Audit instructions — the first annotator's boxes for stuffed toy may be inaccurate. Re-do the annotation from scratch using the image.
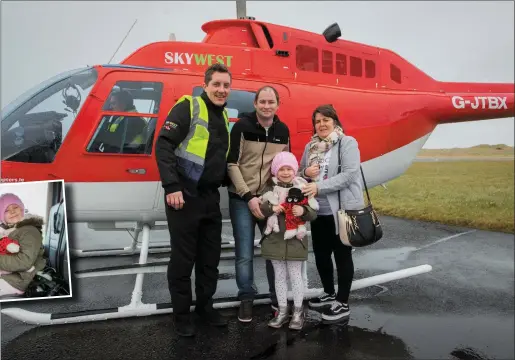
[281,188,308,240]
[0,224,36,276]
[0,228,19,255]
[0,236,21,276]
[0,236,20,255]
[261,180,290,235]
[261,177,319,238]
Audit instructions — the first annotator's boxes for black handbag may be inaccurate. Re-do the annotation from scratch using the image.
[336,139,383,247]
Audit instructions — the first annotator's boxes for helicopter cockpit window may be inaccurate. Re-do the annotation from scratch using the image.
[1,67,98,163]
[192,86,255,129]
[296,45,319,72]
[102,81,163,115]
[87,81,163,155]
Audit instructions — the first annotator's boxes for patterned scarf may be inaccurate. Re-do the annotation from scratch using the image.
[307,126,344,180]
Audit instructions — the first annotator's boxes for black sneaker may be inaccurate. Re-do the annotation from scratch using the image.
[173,314,195,337]
[238,299,253,322]
[308,292,336,308]
[321,301,350,321]
[196,307,228,327]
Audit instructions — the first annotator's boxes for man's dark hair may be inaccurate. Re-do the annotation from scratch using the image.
[204,63,232,85]
[112,90,134,111]
[254,86,280,103]
[312,104,344,133]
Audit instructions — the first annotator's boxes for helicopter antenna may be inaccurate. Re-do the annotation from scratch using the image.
[108,19,138,64]
[236,0,246,18]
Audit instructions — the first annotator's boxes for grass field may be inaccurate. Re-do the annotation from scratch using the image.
[369,160,514,234]
[418,144,514,158]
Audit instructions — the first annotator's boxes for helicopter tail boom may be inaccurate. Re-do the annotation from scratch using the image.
[433,81,514,124]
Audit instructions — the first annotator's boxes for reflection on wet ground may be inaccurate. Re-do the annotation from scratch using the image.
[2,305,416,360]
[1,216,514,359]
[3,303,511,360]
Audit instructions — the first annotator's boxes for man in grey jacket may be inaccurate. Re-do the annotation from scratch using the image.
[300,104,364,322]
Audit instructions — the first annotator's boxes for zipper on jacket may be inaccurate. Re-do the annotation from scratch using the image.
[284,228,288,260]
[257,126,269,196]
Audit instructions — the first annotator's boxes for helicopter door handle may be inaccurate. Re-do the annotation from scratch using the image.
[127,168,146,175]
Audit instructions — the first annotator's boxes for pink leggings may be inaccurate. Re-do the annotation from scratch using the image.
[0,279,24,296]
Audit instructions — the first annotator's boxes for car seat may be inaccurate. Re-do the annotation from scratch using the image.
[23,200,70,298]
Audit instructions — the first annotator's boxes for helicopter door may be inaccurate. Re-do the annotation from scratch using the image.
[44,74,168,219]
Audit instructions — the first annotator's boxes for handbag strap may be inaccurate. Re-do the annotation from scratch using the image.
[336,139,372,209]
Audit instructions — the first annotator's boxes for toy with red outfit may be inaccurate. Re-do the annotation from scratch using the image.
[260,152,319,239]
[0,236,20,255]
[0,226,21,276]
[282,187,312,240]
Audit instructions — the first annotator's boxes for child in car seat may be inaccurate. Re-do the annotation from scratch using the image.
[0,193,47,297]
[259,152,318,330]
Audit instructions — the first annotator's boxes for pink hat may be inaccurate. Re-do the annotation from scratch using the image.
[0,193,24,224]
[271,152,299,176]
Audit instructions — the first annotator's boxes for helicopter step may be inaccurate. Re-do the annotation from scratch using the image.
[69,220,262,257]
[73,249,263,278]
[1,222,433,325]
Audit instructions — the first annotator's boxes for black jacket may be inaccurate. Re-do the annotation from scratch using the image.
[226,111,290,201]
[155,91,229,196]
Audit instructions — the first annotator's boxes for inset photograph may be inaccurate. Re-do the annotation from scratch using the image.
[0,179,71,302]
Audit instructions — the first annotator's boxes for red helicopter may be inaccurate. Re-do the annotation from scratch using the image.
[0,15,513,324]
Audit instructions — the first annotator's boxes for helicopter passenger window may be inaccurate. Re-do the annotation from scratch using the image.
[335,54,347,75]
[1,67,98,163]
[322,50,333,74]
[296,45,319,72]
[192,86,255,128]
[87,81,163,155]
[390,64,402,84]
[365,60,376,78]
[350,56,363,77]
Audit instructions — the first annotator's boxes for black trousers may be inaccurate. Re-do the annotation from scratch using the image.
[310,214,354,304]
[165,189,222,316]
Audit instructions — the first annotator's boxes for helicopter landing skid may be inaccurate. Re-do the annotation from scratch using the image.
[1,223,433,326]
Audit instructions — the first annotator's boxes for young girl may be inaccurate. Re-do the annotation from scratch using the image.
[0,193,47,297]
[259,152,318,330]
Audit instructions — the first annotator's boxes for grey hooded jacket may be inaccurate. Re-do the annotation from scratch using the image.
[299,134,365,235]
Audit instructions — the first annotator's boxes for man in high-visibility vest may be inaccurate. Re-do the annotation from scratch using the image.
[155,63,231,337]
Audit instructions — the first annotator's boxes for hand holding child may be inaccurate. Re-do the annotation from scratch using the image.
[272,205,284,215]
[292,205,305,217]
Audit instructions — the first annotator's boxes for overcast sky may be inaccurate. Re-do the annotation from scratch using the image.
[1,1,513,149]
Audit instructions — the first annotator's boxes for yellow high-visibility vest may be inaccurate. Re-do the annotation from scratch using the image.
[172,95,230,183]
[107,110,145,145]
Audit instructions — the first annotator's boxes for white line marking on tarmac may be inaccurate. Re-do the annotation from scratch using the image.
[414,230,477,252]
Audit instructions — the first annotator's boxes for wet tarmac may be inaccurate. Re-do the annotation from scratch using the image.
[1,216,514,360]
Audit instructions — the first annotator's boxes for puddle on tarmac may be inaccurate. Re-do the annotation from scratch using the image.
[347,305,514,360]
[354,246,418,271]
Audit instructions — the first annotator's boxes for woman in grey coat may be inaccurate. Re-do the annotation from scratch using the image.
[300,104,365,322]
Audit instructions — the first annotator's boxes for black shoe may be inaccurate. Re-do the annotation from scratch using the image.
[196,307,228,327]
[238,299,253,322]
[174,314,195,337]
[308,292,336,308]
[321,301,350,321]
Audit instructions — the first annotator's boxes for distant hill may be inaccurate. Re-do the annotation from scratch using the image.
[418,144,514,157]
